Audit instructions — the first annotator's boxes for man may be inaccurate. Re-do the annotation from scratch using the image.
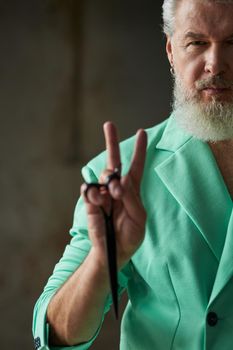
[33,0,233,349]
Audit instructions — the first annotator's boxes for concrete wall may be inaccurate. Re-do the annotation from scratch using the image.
[81,0,171,158]
[0,0,171,348]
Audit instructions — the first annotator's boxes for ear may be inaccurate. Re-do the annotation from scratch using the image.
[166,36,174,67]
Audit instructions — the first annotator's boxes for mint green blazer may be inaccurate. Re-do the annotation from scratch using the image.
[33,115,233,350]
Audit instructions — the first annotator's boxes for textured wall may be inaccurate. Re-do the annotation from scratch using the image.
[81,0,171,159]
[0,0,171,349]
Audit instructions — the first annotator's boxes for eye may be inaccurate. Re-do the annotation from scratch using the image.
[188,41,207,47]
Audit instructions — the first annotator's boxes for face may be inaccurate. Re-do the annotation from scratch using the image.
[166,0,233,104]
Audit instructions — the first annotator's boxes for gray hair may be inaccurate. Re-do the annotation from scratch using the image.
[162,0,178,36]
[162,0,233,36]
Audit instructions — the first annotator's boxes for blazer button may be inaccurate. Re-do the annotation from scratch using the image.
[207,312,218,327]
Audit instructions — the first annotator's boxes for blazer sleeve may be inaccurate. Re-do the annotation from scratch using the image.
[32,164,130,350]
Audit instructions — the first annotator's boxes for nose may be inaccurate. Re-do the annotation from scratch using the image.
[204,44,227,76]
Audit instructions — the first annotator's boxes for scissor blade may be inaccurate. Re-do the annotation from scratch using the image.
[105,214,118,319]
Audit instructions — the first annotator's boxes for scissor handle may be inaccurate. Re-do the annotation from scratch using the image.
[84,168,121,320]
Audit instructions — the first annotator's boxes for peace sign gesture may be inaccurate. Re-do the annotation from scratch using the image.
[82,121,147,269]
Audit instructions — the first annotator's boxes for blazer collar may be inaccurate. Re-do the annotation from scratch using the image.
[155,114,192,152]
[154,115,232,262]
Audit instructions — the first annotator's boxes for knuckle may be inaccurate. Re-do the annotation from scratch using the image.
[83,185,100,204]
[100,169,118,184]
[80,183,87,194]
[99,170,112,183]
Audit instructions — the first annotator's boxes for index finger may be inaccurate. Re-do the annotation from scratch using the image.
[103,121,121,171]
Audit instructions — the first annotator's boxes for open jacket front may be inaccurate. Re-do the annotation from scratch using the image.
[33,115,233,350]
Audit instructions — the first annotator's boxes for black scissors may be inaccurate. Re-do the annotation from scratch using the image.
[85,168,120,319]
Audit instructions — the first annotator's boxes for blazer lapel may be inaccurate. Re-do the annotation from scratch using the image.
[208,208,233,305]
[154,116,232,262]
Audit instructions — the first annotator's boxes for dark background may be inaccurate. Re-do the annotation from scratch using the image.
[0,0,172,348]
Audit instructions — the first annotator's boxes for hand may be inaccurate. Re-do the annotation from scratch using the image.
[81,122,147,269]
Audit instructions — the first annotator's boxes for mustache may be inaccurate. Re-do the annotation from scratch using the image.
[195,76,233,90]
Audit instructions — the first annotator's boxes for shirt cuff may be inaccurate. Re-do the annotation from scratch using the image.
[33,292,107,350]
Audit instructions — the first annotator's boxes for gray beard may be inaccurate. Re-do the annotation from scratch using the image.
[172,77,233,142]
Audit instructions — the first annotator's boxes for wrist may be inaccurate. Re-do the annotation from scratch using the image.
[88,247,109,275]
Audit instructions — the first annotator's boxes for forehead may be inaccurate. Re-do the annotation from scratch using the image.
[174,0,233,39]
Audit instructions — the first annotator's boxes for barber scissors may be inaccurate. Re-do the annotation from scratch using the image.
[85,168,120,319]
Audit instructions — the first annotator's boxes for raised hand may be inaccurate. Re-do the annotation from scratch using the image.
[81,121,147,269]
[46,123,148,344]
